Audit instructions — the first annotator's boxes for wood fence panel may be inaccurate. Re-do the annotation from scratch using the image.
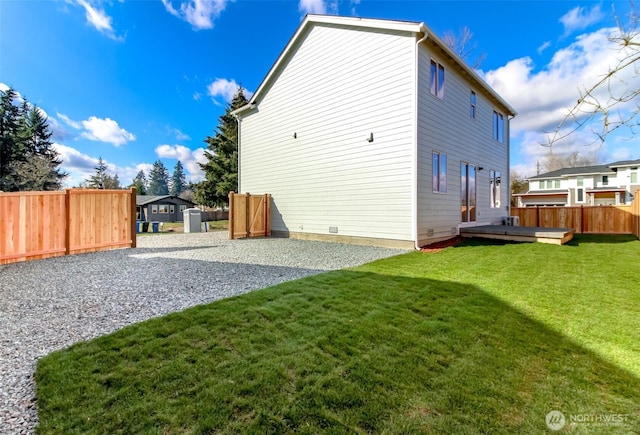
[228,192,271,239]
[1,189,136,265]
[512,205,636,235]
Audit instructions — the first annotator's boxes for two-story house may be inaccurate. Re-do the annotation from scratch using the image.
[514,159,640,207]
[232,15,516,249]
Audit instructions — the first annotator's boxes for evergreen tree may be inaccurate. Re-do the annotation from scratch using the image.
[131,170,148,195]
[0,88,67,191]
[170,160,186,196]
[148,160,170,195]
[195,87,248,207]
[85,157,120,189]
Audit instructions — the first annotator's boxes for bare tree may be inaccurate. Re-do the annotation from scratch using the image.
[545,1,639,147]
[442,26,486,69]
[541,150,600,172]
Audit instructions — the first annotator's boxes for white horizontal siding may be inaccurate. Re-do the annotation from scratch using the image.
[240,24,415,241]
[416,41,510,243]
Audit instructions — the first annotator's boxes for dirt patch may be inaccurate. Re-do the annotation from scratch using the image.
[420,236,466,253]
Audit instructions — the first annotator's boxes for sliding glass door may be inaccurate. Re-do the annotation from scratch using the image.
[461,162,476,223]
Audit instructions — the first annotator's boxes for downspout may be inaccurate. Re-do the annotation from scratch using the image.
[413,27,429,250]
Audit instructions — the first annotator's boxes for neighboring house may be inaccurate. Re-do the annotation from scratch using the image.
[136,195,196,222]
[232,15,516,249]
[514,160,640,207]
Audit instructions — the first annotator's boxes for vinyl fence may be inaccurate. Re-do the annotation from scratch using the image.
[0,188,136,265]
[511,195,640,237]
[228,192,271,240]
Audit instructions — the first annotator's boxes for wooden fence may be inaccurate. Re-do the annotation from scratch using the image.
[1,188,136,265]
[228,192,271,239]
[511,196,640,236]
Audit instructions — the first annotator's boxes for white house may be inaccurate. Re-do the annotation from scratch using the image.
[232,15,516,249]
[514,159,640,207]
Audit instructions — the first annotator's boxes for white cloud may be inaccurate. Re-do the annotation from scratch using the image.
[537,40,551,54]
[0,82,9,92]
[299,0,326,14]
[161,0,228,30]
[59,113,135,146]
[72,0,123,41]
[206,78,252,105]
[560,5,604,36]
[155,144,207,182]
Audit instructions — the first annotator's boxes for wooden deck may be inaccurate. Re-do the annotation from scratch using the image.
[460,225,576,245]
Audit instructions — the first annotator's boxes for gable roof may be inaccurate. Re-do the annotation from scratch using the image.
[232,14,516,117]
[136,195,196,206]
[528,159,640,180]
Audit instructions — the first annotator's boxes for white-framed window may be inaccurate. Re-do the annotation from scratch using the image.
[158,204,169,213]
[430,60,445,99]
[493,111,504,143]
[554,180,560,188]
[577,188,585,203]
[151,205,158,214]
[470,91,476,119]
[631,168,638,184]
[602,175,609,186]
[539,181,545,189]
[432,151,447,193]
[577,176,584,187]
[490,170,501,208]
[179,205,187,212]
[546,180,552,189]
[170,205,175,213]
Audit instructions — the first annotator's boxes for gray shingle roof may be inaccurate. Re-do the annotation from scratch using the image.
[136,195,196,206]
[528,163,618,180]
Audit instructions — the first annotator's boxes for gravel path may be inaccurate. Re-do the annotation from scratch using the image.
[0,232,405,434]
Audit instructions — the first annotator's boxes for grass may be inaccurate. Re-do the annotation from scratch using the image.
[137,220,228,235]
[35,235,640,433]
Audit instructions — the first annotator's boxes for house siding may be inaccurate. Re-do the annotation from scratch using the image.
[240,24,416,242]
[416,41,509,245]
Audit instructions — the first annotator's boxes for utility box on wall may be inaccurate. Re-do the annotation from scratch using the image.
[183,208,202,233]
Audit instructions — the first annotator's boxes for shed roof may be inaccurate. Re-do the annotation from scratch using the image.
[232,14,516,117]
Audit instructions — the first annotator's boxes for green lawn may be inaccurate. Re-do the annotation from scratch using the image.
[35,235,640,433]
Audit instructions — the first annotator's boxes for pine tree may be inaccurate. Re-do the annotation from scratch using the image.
[170,160,186,196]
[85,157,120,189]
[148,160,170,195]
[195,87,248,207]
[131,170,148,195]
[0,88,67,191]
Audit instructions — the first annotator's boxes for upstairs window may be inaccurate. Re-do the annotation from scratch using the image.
[602,175,609,186]
[577,176,584,187]
[432,151,448,193]
[631,168,638,184]
[470,91,476,119]
[430,60,445,99]
[493,111,504,143]
[554,180,561,188]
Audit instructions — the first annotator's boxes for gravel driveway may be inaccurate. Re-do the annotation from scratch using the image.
[0,232,404,434]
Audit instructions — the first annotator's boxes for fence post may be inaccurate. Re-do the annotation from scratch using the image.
[245,192,251,237]
[65,189,71,255]
[130,187,137,248]
[536,206,540,227]
[265,194,271,236]
[228,191,235,240]
[580,205,584,234]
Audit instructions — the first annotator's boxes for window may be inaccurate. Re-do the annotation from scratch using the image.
[546,180,552,189]
[539,181,545,189]
[490,170,501,208]
[470,91,476,119]
[432,151,447,193]
[577,188,585,203]
[170,205,175,213]
[430,60,445,99]
[493,111,504,143]
[602,175,609,186]
[631,169,638,184]
[158,204,169,213]
[151,205,158,214]
[554,179,560,188]
[577,177,584,187]
[179,205,187,212]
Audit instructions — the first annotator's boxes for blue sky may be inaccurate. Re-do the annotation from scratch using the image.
[0,0,636,186]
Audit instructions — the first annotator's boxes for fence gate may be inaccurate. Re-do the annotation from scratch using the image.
[228,192,271,239]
